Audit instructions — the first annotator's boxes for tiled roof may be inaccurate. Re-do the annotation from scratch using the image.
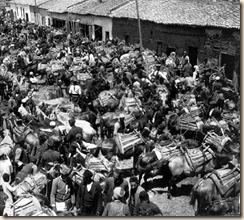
[9,0,50,6]
[38,0,83,13]
[67,0,130,16]
[110,0,240,29]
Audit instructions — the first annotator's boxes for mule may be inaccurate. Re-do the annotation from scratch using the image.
[190,165,240,216]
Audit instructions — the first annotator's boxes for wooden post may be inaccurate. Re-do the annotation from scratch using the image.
[135,0,142,50]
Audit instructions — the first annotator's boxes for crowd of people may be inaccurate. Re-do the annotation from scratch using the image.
[0,8,240,216]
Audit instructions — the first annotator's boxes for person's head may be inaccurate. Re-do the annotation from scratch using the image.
[75,133,83,142]
[60,164,71,182]
[83,169,93,185]
[112,187,125,201]
[69,118,76,127]
[139,190,150,203]
[2,173,10,183]
[130,176,139,193]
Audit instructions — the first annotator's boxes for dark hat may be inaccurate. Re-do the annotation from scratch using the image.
[83,169,93,179]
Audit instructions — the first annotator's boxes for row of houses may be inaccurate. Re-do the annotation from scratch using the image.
[7,0,240,79]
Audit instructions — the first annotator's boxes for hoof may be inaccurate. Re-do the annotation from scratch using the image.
[167,193,172,200]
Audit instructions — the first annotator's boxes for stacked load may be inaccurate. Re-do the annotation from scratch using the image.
[124,97,141,113]
[76,72,92,82]
[98,90,118,107]
[203,131,231,152]
[178,114,204,131]
[86,156,109,172]
[207,166,240,198]
[115,131,144,154]
[12,195,42,216]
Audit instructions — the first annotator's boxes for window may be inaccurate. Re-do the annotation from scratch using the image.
[156,41,163,56]
[16,7,18,16]
[105,31,109,40]
[42,17,45,25]
[125,34,130,45]
[150,30,153,39]
[48,18,51,26]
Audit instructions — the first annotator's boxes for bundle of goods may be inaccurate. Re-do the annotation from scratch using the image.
[179,93,197,107]
[86,156,109,172]
[98,90,118,107]
[206,166,240,198]
[29,75,46,85]
[180,145,215,173]
[32,208,57,216]
[178,114,204,131]
[115,131,144,154]
[124,97,142,113]
[37,63,48,71]
[142,50,156,75]
[11,195,42,216]
[221,111,240,125]
[73,57,83,65]
[51,62,64,74]
[32,86,62,103]
[153,143,182,161]
[76,71,92,82]
[187,106,202,118]
[115,157,134,177]
[109,112,135,128]
[14,172,47,197]
[203,131,231,152]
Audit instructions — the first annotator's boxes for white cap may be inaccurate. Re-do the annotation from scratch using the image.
[50,121,56,127]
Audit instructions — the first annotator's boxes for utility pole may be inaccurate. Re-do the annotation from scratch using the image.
[135,0,142,50]
[34,0,38,24]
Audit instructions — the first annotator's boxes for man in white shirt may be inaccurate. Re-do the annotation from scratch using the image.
[69,80,82,103]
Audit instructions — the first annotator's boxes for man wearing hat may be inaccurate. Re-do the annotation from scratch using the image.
[102,187,130,216]
[76,169,103,216]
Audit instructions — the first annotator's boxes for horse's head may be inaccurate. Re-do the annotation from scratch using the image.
[137,151,157,170]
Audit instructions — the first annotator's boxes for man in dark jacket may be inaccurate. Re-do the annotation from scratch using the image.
[76,169,103,216]
[65,118,83,143]
[134,191,162,216]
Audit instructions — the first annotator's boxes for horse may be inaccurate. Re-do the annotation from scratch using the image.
[190,165,240,216]
[55,111,97,143]
[136,139,199,187]
[4,117,40,162]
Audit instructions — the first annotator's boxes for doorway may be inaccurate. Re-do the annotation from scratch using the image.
[25,13,29,22]
[94,25,102,41]
[221,53,235,80]
[188,46,198,66]
[156,42,163,56]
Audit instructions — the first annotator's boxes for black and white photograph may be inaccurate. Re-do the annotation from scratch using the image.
[0,0,240,217]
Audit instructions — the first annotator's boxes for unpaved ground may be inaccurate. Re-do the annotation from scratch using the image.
[147,177,198,216]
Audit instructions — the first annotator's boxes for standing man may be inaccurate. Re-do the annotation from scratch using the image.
[76,169,103,216]
[128,176,145,215]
